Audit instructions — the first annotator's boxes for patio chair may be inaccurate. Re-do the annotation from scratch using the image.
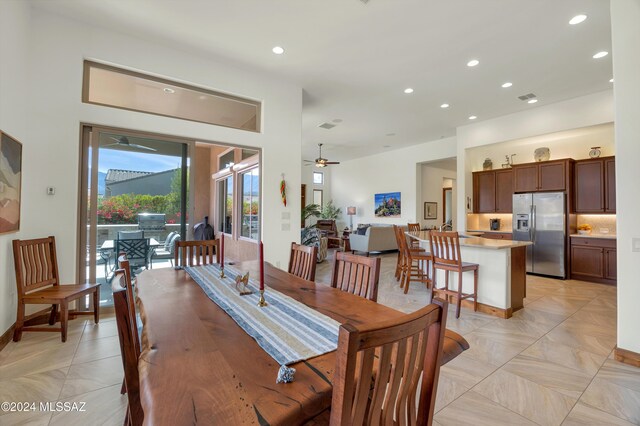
[150,232,181,268]
[116,238,150,275]
[118,230,144,240]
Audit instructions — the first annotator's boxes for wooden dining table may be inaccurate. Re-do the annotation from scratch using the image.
[135,262,468,425]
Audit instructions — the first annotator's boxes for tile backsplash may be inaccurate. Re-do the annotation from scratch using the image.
[577,214,617,235]
[466,213,513,232]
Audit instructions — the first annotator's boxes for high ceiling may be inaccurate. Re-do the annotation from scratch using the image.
[32,0,613,161]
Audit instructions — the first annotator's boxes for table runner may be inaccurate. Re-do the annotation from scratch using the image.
[185,264,340,375]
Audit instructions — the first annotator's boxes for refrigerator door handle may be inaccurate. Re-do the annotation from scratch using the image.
[532,205,537,243]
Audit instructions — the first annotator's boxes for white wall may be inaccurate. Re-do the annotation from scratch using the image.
[455,90,614,230]
[330,137,456,229]
[611,0,640,355]
[0,7,303,336]
[0,0,32,337]
[420,165,457,230]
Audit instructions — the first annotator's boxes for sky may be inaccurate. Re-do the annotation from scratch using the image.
[98,149,182,173]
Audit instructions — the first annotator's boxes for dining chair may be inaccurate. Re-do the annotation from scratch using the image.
[116,238,151,274]
[174,239,219,267]
[330,298,448,426]
[288,242,318,281]
[118,230,144,240]
[429,230,479,318]
[393,225,431,294]
[12,236,100,342]
[330,252,381,302]
[112,267,144,426]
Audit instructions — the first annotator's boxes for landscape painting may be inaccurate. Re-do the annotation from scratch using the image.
[374,192,401,217]
[0,131,22,234]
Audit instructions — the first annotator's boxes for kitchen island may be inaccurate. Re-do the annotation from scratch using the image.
[407,231,532,318]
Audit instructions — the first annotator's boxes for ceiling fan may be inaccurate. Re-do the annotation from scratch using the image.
[304,143,340,168]
[103,136,157,152]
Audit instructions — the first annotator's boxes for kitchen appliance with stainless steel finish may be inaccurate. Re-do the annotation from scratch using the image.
[512,192,566,278]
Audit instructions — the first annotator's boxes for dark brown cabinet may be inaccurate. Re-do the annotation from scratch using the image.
[513,159,571,193]
[479,232,512,240]
[570,236,616,285]
[574,157,615,213]
[472,169,513,213]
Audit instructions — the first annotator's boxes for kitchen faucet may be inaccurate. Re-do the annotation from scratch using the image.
[439,222,452,232]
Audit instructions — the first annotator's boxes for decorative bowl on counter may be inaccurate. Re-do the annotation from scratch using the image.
[577,230,592,235]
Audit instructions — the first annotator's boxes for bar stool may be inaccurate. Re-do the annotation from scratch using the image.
[429,231,479,318]
[407,223,421,248]
[394,225,432,294]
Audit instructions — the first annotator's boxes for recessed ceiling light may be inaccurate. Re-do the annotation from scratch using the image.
[383,145,391,148]
[163,87,175,94]
[528,99,538,104]
[440,103,450,109]
[569,14,587,25]
[609,78,614,83]
[198,95,207,100]
[272,46,285,55]
[467,59,479,67]
[501,82,513,88]
[468,115,477,120]
[404,88,414,94]
[593,51,608,59]
[386,133,396,137]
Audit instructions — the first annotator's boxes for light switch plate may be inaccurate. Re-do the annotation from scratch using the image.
[633,238,640,252]
[281,212,290,220]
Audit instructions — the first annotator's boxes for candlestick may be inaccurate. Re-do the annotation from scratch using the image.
[259,242,264,291]
[220,233,225,278]
[257,289,267,307]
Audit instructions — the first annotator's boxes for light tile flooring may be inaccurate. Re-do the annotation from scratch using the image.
[1,251,638,425]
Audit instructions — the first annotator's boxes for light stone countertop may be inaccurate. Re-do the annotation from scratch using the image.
[407,231,532,250]
[466,229,513,234]
[570,233,617,240]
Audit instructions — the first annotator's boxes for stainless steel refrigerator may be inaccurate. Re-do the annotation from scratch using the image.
[512,192,566,278]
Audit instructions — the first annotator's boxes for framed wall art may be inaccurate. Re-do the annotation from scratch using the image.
[424,202,437,220]
[0,130,22,234]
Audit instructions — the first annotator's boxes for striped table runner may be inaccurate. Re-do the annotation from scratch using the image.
[185,264,340,371]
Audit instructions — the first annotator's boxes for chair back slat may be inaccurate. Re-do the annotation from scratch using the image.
[429,231,462,267]
[288,242,317,281]
[330,299,448,426]
[174,240,219,267]
[116,255,141,358]
[112,270,144,425]
[407,223,421,233]
[331,252,381,302]
[12,236,59,294]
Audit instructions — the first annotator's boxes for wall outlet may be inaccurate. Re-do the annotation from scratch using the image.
[281,212,290,220]
[599,228,609,234]
[46,187,55,195]
[281,223,290,231]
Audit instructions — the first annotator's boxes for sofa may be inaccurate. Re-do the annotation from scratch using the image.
[349,224,403,255]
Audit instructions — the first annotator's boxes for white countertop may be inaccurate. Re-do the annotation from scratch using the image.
[407,231,532,250]
[570,233,617,240]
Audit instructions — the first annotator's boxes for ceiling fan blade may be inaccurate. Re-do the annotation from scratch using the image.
[303,159,315,162]
[129,143,157,152]
[324,161,340,165]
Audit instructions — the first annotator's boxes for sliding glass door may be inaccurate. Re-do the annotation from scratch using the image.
[79,126,190,306]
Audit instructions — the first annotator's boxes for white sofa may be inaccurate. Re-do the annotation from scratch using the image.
[349,224,402,255]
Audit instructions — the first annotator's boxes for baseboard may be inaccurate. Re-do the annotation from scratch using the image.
[460,300,513,319]
[0,324,15,353]
[615,346,640,368]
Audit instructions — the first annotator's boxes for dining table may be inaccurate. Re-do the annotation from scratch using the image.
[135,262,469,425]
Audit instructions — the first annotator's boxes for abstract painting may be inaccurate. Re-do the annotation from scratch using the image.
[0,131,22,234]
[374,192,401,217]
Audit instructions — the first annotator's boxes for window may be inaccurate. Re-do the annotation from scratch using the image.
[241,167,259,239]
[313,171,324,185]
[219,150,235,169]
[313,189,323,206]
[217,176,233,234]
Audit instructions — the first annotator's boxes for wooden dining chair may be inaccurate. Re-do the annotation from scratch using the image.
[174,239,219,267]
[330,252,381,302]
[288,242,318,281]
[12,236,100,342]
[330,299,448,426]
[112,267,144,426]
[394,225,431,294]
[429,231,479,319]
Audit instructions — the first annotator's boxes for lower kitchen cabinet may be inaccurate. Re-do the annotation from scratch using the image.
[570,236,616,285]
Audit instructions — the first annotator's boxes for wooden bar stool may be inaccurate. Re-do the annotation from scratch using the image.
[429,231,479,319]
[394,225,432,294]
[407,222,421,248]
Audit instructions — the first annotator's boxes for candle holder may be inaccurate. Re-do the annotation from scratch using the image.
[257,289,268,307]
[219,265,226,279]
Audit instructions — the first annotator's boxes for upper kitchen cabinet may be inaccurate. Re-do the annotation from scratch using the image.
[512,159,572,193]
[574,156,615,213]
[473,169,513,213]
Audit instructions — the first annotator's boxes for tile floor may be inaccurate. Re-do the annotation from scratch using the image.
[1,251,638,425]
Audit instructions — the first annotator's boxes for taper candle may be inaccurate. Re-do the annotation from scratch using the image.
[259,241,264,291]
[220,233,224,266]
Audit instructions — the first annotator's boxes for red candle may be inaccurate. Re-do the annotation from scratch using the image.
[259,241,264,291]
[220,233,224,266]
